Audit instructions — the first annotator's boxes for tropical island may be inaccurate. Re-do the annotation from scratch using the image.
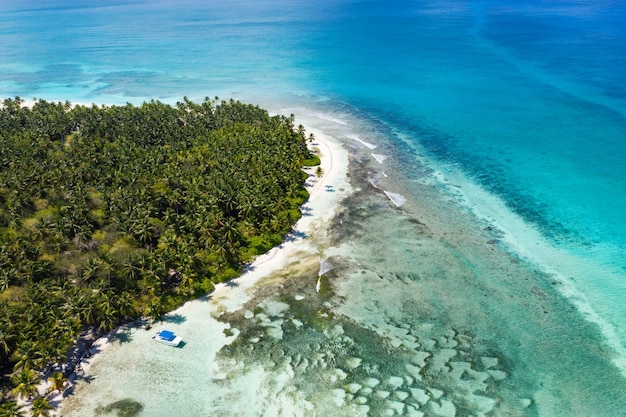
[0,97,321,414]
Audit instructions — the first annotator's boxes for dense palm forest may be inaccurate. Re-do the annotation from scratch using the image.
[0,97,319,413]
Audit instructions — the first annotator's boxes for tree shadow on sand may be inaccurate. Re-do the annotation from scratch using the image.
[64,373,95,399]
[224,280,240,288]
[161,313,186,324]
[109,327,134,345]
[285,230,308,242]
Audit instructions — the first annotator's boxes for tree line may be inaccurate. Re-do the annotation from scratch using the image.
[0,96,318,414]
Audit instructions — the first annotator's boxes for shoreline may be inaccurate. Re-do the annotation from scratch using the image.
[56,120,352,416]
[54,102,626,416]
[207,122,351,313]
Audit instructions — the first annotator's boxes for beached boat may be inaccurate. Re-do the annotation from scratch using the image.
[152,330,183,347]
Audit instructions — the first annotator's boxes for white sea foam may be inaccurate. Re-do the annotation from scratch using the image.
[346,134,377,149]
[351,153,363,163]
[440,167,626,377]
[371,153,389,164]
[383,191,407,207]
[316,112,347,125]
[368,178,381,189]
[318,258,334,276]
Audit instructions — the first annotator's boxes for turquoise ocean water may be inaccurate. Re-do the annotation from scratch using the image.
[2,1,626,415]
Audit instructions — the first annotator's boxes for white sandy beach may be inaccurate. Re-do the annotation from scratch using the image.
[56,119,352,416]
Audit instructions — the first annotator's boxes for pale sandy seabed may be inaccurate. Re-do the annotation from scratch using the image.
[57,104,626,417]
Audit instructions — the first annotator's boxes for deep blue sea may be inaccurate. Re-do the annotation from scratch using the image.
[2,1,626,415]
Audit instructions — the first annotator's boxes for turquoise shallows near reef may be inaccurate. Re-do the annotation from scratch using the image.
[2,0,626,415]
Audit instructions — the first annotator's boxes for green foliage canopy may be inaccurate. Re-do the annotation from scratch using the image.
[0,96,317,400]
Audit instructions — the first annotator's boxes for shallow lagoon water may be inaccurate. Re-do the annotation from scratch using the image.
[2,1,626,415]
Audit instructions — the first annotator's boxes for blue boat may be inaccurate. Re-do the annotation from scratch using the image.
[152,330,183,347]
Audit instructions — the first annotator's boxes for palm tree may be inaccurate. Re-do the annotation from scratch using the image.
[30,397,53,417]
[116,291,137,320]
[74,292,97,325]
[162,207,177,225]
[179,271,196,296]
[221,218,242,247]
[10,342,45,376]
[97,253,116,288]
[9,368,39,400]
[0,400,27,417]
[133,219,155,246]
[145,298,167,321]
[213,240,229,263]
[97,311,116,333]
[0,328,11,359]
[97,291,115,319]
[156,230,180,253]
[120,255,141,284]
[47,372,67,393]
[0,270,11,291]
[81,257,100,287]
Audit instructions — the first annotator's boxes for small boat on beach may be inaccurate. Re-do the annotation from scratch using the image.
[152,330,183,347]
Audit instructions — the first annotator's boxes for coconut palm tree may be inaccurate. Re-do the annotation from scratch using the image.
[0,270,11,291]
[120,255,141,285]
[10,343,43,376]
[133,219,155,247]
[145,297,167,321]
[97,253,116,288]
[9,368,39,400]
[116,291,137,320]
[0,400,27,417]
[30,396,53,417]
[81,257,100,287]
[47,372,67,393]
[0,328,12,359]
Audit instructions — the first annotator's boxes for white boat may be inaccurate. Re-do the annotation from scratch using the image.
[152,330,183,347]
